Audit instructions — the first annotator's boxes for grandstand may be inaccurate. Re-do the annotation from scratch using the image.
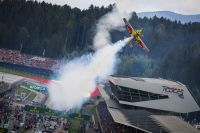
[0,48,58,70]
[0,81,10,102]
[0,48,59,77]
[96,76,200,133]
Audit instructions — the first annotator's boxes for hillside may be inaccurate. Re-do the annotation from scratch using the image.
[0,0,112,57]
[137,11,200,23]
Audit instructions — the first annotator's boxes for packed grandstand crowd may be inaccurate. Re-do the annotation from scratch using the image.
[0,48,59,71]
[24,112,70,132]
[0,81,9,97]
[0,103,70,132]
[0,91,15,130]
[0,89,70,132]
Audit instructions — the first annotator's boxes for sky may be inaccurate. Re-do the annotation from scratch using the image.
[36,0,200,15]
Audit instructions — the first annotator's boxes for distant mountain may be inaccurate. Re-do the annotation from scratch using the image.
[137,11,200,23]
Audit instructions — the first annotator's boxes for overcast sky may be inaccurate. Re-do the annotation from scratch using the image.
[37,0,200,15]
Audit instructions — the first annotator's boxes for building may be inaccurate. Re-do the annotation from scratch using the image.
[108,76,200,113]
[97,76,200,133]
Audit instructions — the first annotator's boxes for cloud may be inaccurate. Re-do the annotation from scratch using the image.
[37,0,200,14]
[114,0,200,15]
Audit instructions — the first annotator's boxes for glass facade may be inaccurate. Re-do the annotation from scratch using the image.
[109,81,168,102]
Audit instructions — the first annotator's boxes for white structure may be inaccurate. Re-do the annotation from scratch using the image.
[108,76,200,113]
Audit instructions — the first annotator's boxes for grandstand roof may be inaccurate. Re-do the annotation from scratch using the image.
[151,115,200,133]
[99,85,200,133]
[108,107,152,133]
[99,86,168,133]
[108,76,200,113]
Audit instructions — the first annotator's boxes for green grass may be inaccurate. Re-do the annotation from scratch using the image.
[16,86,36,102]
[0,66,21,75]
[68,119,81,133]
[26,92,37,101]
[16,86,31,96]
[0,66,50,79]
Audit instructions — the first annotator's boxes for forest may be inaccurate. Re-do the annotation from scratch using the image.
[0,0,200,104]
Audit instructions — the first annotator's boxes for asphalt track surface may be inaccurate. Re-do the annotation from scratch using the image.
[0,72,24,84]
[0,72,100,97]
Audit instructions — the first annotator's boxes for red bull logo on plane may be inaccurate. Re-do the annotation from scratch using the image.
[162,86,184,98]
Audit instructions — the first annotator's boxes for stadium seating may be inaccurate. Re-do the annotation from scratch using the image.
[0,48,59,71]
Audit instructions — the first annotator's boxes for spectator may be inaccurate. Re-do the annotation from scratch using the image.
[0,48,59,71]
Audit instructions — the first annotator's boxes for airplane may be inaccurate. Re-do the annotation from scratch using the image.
[123,18,150,52]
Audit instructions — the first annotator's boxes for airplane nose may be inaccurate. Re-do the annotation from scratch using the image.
[123,18,127,22]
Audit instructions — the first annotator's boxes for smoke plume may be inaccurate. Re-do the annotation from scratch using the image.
[48,38,131,110]
[48,4,133,111]
[93,5,131,49]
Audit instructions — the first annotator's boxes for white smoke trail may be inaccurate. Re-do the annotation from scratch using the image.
[48,37,132,110]
[93,5,131,49]
[48,3,133,111]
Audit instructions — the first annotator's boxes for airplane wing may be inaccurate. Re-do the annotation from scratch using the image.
[135,37,150,52]
[123,18,136,36]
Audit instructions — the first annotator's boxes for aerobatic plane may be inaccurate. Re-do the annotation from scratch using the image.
[123,18,150,52]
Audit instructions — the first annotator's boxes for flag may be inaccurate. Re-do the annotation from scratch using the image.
[20,43,23,52]
[42,49,46,56]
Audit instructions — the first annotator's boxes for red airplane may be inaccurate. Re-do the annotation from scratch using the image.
[123,18,150,52]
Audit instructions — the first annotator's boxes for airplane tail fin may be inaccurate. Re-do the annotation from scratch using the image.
[123,18,127,23]
[123,18,129,25]
[128,43,133,48]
